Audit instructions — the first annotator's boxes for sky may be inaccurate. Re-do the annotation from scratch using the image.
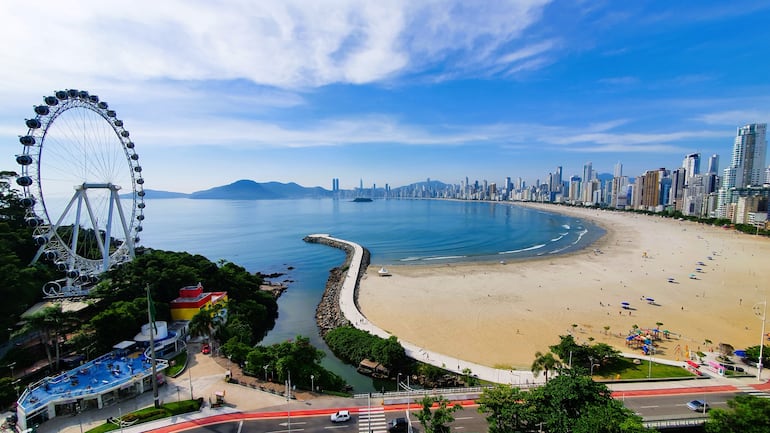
[2,0,770,193]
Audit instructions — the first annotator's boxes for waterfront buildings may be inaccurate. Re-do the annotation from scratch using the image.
[717,124,768,218]
[341,123,767,225]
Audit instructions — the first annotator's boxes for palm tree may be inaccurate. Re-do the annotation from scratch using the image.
[531,351,560,382]
[189,303,228,351]
[189,307,214,343]
[20,304,76,371]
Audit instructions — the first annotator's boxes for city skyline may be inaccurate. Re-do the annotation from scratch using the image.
[2,1,770,192]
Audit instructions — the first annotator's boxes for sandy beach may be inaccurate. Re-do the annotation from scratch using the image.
[358,203,770,370]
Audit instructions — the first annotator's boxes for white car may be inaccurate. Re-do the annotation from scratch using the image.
[686,400,709,412]
[330,410,351,423]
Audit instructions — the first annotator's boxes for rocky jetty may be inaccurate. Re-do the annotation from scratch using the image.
[303,235,371,336]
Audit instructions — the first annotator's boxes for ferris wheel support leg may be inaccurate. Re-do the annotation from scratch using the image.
[81,189,108,262]
[30,191,81,265]
[111,187,135,260]
[70,192,85,270]
[103,189,117,272]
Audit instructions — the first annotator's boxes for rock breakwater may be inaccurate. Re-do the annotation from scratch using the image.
[303,235,371,336]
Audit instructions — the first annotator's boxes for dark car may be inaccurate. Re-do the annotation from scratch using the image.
[388,417,409,433]
[723,364,745,373]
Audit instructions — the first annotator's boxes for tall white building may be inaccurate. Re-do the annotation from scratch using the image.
[717,123,768,217]
[707,154,719,174]
[682,153,700,185]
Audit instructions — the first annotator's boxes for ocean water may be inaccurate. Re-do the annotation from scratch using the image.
[138,198,603,391]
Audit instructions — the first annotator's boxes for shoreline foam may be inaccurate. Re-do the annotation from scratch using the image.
[358,203,770,370]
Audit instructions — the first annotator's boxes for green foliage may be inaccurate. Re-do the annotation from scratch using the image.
[239,336,346,392]
[531,351,561,382]
[165,351,187,377]
[571,399,649,433]
[706,394,770,433]
[742,345,769,368]
[324,326,408,372]
[477,385,534,433]
[0,377,18,408]
[548,335,621,372]
[85,399,202,433]
[92,248,278,349]
[87,298,147,354]
[0,171,59,341]
[414,395,463,433]
[417,363,447,382]
[529,369,649,433]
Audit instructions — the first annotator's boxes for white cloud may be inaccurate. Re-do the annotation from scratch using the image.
[0,0,553,92]
[695,110,770,126]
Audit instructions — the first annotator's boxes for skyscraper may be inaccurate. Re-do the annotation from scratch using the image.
[682,153,700,185]
[581,162,593,203]
[707,154,719,174]
[717,123,768,217]
[613,161,623,178]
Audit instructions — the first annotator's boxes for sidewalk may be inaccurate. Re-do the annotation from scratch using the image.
[37,349,341,433]
[36,349,769,433]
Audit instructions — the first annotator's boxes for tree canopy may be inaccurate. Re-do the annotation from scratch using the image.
[478,370,650,433]
[324,325,409,373]
[706,394,770,433]
[220,335,346,392]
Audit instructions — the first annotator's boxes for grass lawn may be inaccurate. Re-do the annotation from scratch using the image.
[165,351,188,377]
[85,400,201,433]
[594,357,694,380]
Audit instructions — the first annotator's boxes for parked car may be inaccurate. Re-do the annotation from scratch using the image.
[330,410,351,423]
[686,400,709,412]
[201,343,211,354]
[723,364,745,372]
[388,417,409,433]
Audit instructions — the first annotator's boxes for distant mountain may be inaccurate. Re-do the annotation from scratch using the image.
[189,180,333,200]
[121,189,189,199]
[391,179,451,194]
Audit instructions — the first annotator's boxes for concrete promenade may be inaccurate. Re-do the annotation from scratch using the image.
[306,233,540,386]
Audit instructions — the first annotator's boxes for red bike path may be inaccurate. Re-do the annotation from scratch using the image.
[147,381,770,432]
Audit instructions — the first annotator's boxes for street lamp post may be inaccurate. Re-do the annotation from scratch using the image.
[188,368,194,400]
[264,364,269,382]
[754,299,767,380]
[8,362,15,380]
[397,373,401,391]
[76,403,84,433]
[590,358,600,376]
[118,407,124,433]
[648,352,653,378]
[286,371,292,433]
[310,375,314,393]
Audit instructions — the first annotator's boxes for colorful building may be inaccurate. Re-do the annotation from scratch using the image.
[169,282,228,321]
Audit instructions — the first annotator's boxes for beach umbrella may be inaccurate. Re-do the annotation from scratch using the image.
[646,297,654,303]
[621,301,630,306]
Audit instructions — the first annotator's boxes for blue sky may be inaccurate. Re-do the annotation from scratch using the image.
[2,0,769,193]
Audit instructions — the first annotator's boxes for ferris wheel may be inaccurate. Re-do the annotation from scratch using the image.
[15,89,145,297]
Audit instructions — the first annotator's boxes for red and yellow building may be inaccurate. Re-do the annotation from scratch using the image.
[170,282,228,321]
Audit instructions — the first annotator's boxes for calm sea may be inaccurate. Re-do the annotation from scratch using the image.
[139,198,603,391]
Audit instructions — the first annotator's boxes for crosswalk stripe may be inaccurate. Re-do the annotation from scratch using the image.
[357,407,387,433]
